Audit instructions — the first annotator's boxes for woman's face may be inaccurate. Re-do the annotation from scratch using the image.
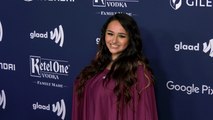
[105,20,129,60]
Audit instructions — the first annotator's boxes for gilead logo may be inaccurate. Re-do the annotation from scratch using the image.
[32,99,66,120]
[170,0,213,10]
[186,0,212,7]
[0,90,6,110]
[170,0,182,10]
[0,21,3,42]
[30,25,64,47]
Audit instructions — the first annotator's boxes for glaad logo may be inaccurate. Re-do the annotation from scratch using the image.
[174,42,199,51]
[174,39,213,58]
[170,0,213,10]
[0,90,6,110]
[96,37,100,44]
[203,39,213,57]
[0,21,3,42]
[30,25,64,47]
[32,99,66,120]
[52,99,66,120]
[30,55,70,80]
[170,0,182,10]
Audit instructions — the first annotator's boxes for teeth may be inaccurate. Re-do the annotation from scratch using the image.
[110,44,119,48]
[110,43,118,46]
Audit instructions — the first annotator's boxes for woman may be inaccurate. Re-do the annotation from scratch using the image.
[72,13,158,120]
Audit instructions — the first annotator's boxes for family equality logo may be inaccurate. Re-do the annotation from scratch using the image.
[32,99,66,120]
[30,25,64,47]
[0,90,6,110]
[170,0,213,10]
[0,21,3,42]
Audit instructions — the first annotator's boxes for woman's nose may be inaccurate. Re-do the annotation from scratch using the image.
[111,35,117,43]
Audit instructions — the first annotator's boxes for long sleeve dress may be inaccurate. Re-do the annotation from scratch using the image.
[72,65,158,120]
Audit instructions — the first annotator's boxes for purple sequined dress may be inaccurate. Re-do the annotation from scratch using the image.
[72,65,158,120]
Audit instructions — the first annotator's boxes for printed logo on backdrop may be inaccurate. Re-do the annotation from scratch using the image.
[166,81,213,95]
[0,21,3,42]
[96,37,100,44]
[0,61,16,71]
[174,39,213,57]
[32,99,66,120]
[170,0,182,10]
[24,0,75,2]
[0,90,6,110]
[30,25,64,47]
[93,0,106,7]
[30,55,70,88]
[203,39,213,57]
[170,0,213,10]
[93,0,139,16]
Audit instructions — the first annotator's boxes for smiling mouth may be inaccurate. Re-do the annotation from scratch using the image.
[110,43,119,48]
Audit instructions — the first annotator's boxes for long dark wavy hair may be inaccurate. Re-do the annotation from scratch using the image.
[76,13,153,107]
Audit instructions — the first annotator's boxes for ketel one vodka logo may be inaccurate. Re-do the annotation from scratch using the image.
[93,0,106,7]
[93,0,138,8]
[30,25,64,47]
[32,99,66,120]
[30,55,69,80]
[0,21,3,42]
[0,90,6,110]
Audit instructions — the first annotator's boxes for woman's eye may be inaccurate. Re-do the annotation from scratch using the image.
[119,35,126,38]
[107,32,113,36]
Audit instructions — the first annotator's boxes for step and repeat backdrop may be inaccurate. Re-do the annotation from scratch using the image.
[0,0,212,120]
